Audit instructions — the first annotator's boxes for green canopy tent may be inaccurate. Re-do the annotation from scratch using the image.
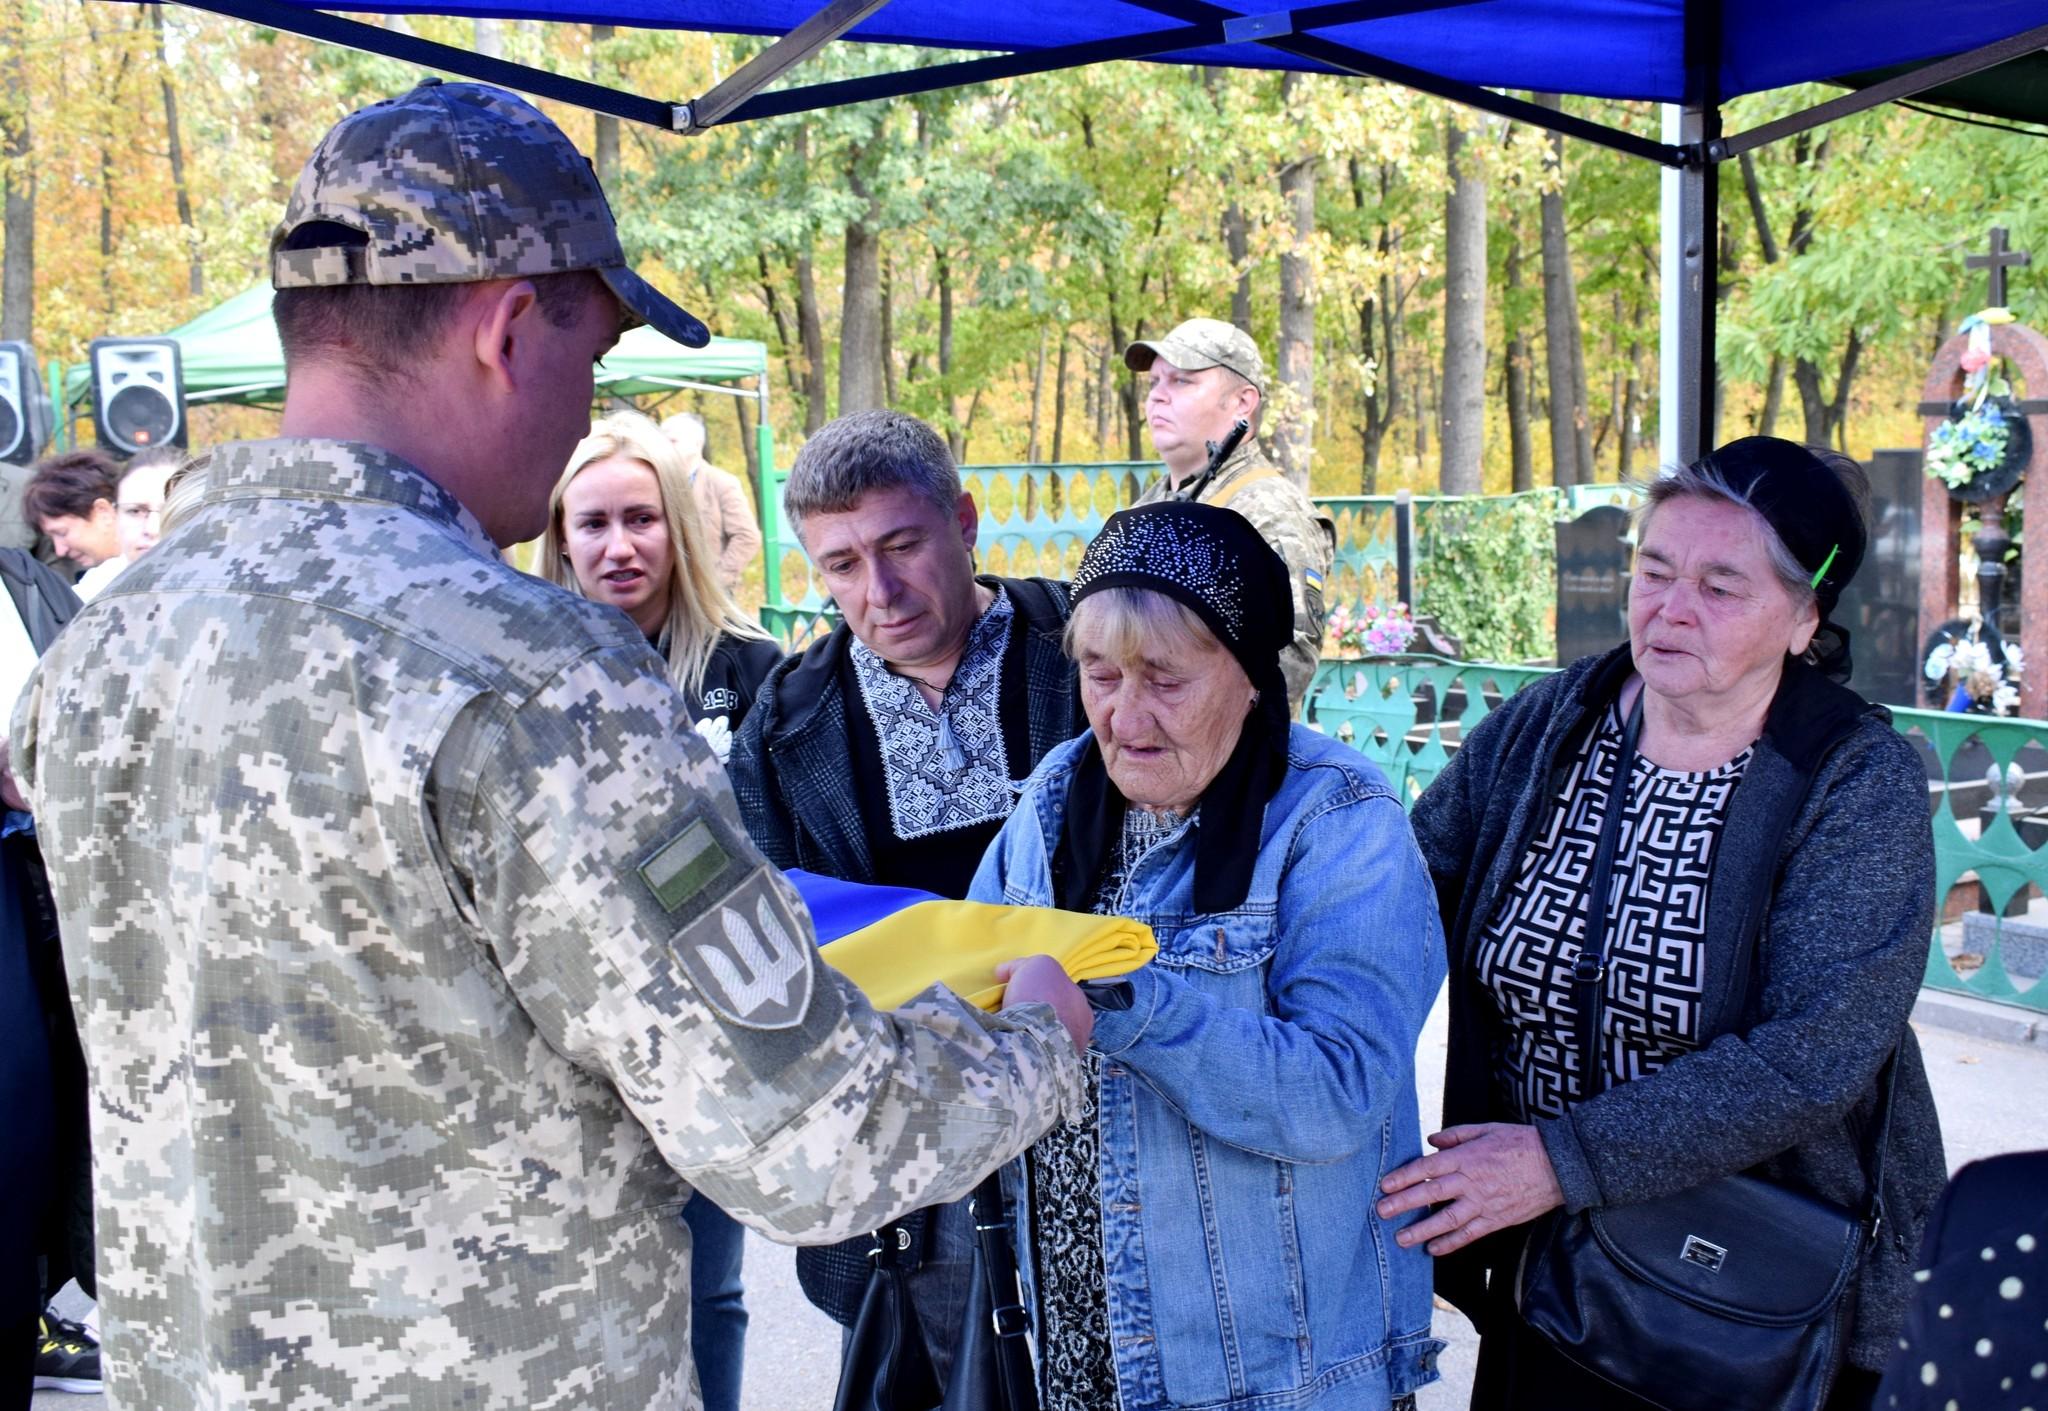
[60,283,775,462]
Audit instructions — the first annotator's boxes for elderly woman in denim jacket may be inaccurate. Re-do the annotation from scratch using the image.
[1383,439,1947,1411]
[971,501,1446,1411]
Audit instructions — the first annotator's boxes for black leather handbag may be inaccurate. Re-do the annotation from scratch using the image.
[832,1173,1039,1411]
[832,1214,942,1411]
[1514,696,1899,1411]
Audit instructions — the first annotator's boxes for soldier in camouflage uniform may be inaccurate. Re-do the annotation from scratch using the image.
[10,81,1089,1411]
[1126,319,1336,713]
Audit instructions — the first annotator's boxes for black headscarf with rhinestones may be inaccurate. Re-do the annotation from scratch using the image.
[1054,501,1294,914]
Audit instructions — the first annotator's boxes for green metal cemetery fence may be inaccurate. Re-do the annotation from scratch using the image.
[758,460,1637,647]
[756,461,2048,1015]
[1309,655,2048,1017]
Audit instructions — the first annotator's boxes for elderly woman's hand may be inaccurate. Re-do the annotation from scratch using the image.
[1375,1123,1564,1256]
[996,955,1095,1054]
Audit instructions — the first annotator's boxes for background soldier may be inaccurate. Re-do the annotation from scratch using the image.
[11,81,1087,1411]
[1126,318,1337,713]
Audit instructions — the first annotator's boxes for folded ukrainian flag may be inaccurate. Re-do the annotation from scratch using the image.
[789,868,1158,1012]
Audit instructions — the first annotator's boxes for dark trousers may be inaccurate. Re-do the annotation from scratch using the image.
[1,842,54,1411]
[682,1193,748,1411]
[1471,1273,1880,1411]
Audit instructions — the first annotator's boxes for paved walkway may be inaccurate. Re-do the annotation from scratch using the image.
[36,990,2048,1409]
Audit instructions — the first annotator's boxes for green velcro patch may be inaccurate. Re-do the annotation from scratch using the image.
[640,817,732,914]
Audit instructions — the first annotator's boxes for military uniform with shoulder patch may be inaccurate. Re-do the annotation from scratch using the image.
[11,82,1082,1411]
[1127,320,1336,713]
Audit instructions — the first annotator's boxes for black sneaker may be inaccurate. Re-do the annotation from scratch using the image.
[33,1311,103,1394]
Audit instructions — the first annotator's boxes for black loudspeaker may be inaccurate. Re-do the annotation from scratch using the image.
[90,336,185,454]
[0,340,45,467]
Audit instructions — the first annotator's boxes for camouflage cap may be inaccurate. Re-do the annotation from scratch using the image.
[1124,318,1265,391]
[271,80,709,348]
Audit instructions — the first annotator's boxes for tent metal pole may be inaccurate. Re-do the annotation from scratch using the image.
[702,0,1489,127]
[677,0,895,132]
[1720,20,2048,160]
[1120,0,1687,167]
[1659,105,1718,469]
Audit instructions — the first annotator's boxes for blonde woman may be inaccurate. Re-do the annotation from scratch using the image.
[544,411,782,765]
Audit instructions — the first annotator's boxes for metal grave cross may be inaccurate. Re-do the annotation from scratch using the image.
[1967,226,2032,308]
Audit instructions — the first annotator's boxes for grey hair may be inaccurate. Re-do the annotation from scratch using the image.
[1631,453,1865,612]
[1063,586,1221,665]
[660,411,707,457]
[784,409,962,539]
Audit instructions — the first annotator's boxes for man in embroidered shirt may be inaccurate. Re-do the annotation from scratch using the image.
[1126,318,1335,714]
[8,80,1089,1411]
[730,407,1085,1377]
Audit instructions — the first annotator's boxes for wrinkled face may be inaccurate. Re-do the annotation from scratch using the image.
[115,465,171,559]
[1628,495,1819,706]
[42,500,121,568]
[561,455,674,638]
[1072,600,1253,815]
[799,484,981,672]
[1143,359,1257,469]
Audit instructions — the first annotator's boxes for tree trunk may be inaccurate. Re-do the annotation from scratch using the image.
[959,385,985,463]
[1275,151,1316,488]
[1570,271,1595,482]
[149,5,202,296]
[1439,120,1486,495]
[591,25,619,191]
[756,251,803,407]
[0,3,29,345]
[792,131,828,433]
[937,248,958,455]
[1505,238,1534,492]
[838,170,885,415]
[1352,159,1398,494]
[1027,324,1048,463]
[880,253,898,411]
[474,19,503,58]
[1535,94,1585,487]
[1095,339,1111,454]
[1224,200,1252,332]
[1107,291,1143,460]
[1051,330,1070,463]
[1618,339,1640,479]
[99,142,116,319]
[795,246,827,432]
[1760,352,1784,437]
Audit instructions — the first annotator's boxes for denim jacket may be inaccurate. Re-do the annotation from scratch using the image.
[970,725,1447,1411]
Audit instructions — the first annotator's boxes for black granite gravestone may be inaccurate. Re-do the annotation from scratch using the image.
[1834,448,1925,709]
[1555,504,1631,666]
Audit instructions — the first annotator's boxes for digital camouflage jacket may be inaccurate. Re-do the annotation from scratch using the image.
[13,438,1082,1411]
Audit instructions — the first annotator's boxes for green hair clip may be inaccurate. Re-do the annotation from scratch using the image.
[1810,543,1840,589]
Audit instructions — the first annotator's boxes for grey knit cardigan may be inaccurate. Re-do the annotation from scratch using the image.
[1407,645,1949,1373]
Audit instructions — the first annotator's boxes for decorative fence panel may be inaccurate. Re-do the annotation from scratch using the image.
[1311,655,2048,1016]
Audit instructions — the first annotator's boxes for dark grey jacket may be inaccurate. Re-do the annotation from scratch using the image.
[730,575,1081,883]
[1409,645,1947,1373]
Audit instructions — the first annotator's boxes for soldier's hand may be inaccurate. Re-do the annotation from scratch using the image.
[994,955,1093,1054]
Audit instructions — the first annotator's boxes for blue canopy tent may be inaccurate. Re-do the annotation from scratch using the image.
[154,0,2048,466]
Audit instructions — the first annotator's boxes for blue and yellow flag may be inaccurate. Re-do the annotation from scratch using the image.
[789,869,1158,1012]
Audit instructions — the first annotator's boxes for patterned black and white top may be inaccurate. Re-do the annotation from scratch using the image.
[1476,701,1752,1120]
[1029,805,1189,1411]
[847,584,1015,840]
